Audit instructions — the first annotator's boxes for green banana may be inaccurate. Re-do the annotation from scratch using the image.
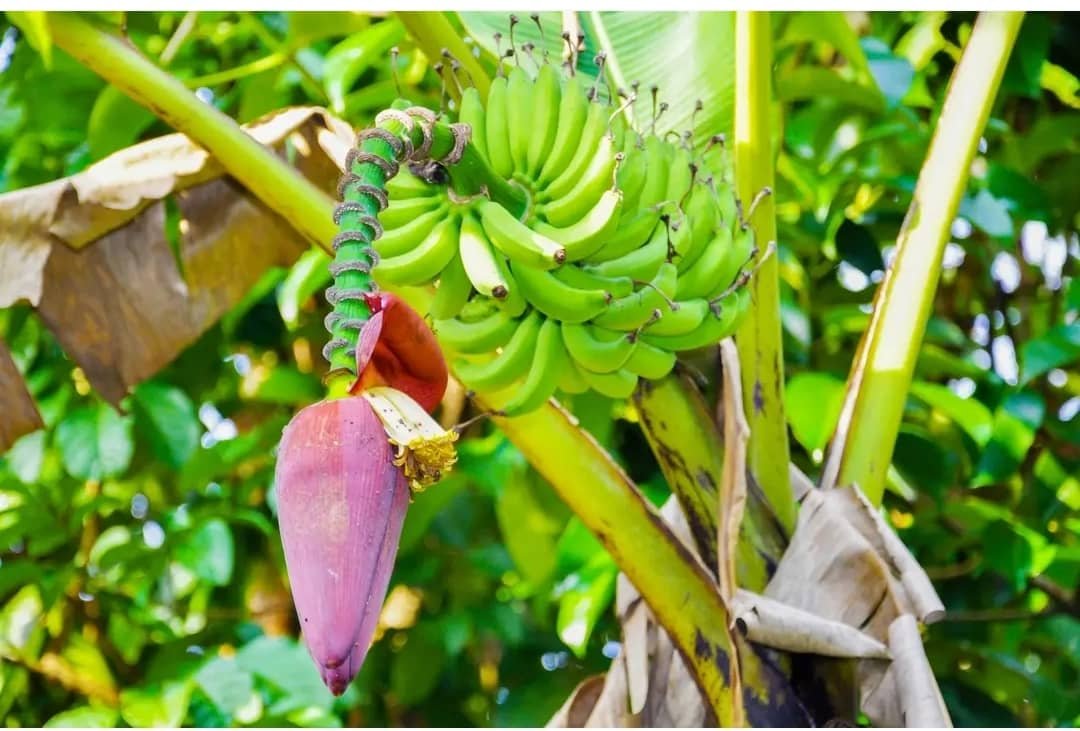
[641,287,750,351]
[675,226,736,300]
[534,190,623,262]
[637,135,671,212]
[500,317,568,415]
[585,211,661,264]
[478,199,566,269]
[718,224,757,296]
[586,219,668,281]
[485,75,513,179]
[579,367,638,399]
[715,178,739,228]
[561,322,637,374]
[494,272,528,318]
[387,170,432,198]
[558,357,590,395]
[675,184,722,272]
[374,204,450,259]
[553,266,634,298]
[526,63,562,178]
[506,66,533,175]
[374,214,459,286]
[668,213,697,261]
[624,339,677,379]
[646,297,710,336]
[543,101,608,201]
[459,86,488,160]
[459,213,511,299]
[540,134,619,227]
[429,251,473,320]
[665,146,694,209]
[591,262,678,331]
[380,195,443,230]
[537,75,590,186]
[511,260,611,325]
[616,143,648,213]
[434,302,519,354]
[453,310,542,390]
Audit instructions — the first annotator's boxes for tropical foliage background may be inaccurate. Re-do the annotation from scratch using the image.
[0,10,1078,728]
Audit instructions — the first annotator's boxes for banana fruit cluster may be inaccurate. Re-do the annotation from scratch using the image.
[370,65,756,415]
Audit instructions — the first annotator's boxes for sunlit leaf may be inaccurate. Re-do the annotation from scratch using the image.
[555,553,617,657]
[276,248,332,329]
[195,657,255,716]
[133,381,200,470]
[910,381,994,446]
[1019,322,1080,385]
[785,372,846,454]
[390,623,446,705]
[44,705,118,728]
[119,681,192,728]
[973,392,1045,486]
[175,519,234,586]
[55,404,134,480]
[7,12,52,68]
[323,19,406,113]
[861,37,914,107]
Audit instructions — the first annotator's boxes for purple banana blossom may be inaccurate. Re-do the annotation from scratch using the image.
[275,396,409,695]
[275,294,456,696]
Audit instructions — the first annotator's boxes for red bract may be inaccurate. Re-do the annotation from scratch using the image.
[351,292,448,414]
[275,396,409,695]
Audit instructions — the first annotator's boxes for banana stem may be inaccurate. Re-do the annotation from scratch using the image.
[732,11,795,534]
[396,11,491,103]
[448,143,528,217]
[822,12,1024,504]
[44,12,339,252]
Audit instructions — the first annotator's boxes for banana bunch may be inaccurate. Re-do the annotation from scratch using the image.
[367,63,758,415]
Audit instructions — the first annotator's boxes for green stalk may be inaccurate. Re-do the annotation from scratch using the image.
[396,11,491,103]
[45,12,338,253]
[733,11,795,533]
[482,392,747,725]
[822,12,1024,505]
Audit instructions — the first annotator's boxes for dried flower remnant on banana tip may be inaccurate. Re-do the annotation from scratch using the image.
[274,291,457,696]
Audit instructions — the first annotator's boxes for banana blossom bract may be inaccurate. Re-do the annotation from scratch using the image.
[274,293,456,695]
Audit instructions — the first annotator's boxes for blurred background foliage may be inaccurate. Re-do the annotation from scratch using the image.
[0,10,1078,728]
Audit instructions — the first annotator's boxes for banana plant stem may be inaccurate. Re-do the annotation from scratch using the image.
[46,12,339,253]
[733,11,795,533]
[822,11,1024,504]
[396,11,491,103]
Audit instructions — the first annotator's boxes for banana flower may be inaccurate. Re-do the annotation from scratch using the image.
[274,293,456,695]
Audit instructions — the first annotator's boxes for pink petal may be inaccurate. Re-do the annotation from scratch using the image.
[274,396,409,695]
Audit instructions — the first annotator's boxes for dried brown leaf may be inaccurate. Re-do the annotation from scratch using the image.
[547,674,607,728]
[732,589,891,659]
[888,614,952,728]
[762,484,949,726]
[0,339,43,453]
[0,107,349,311]
[831,485,946,624]
[0,107,352,416]
[717,337,748,605]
